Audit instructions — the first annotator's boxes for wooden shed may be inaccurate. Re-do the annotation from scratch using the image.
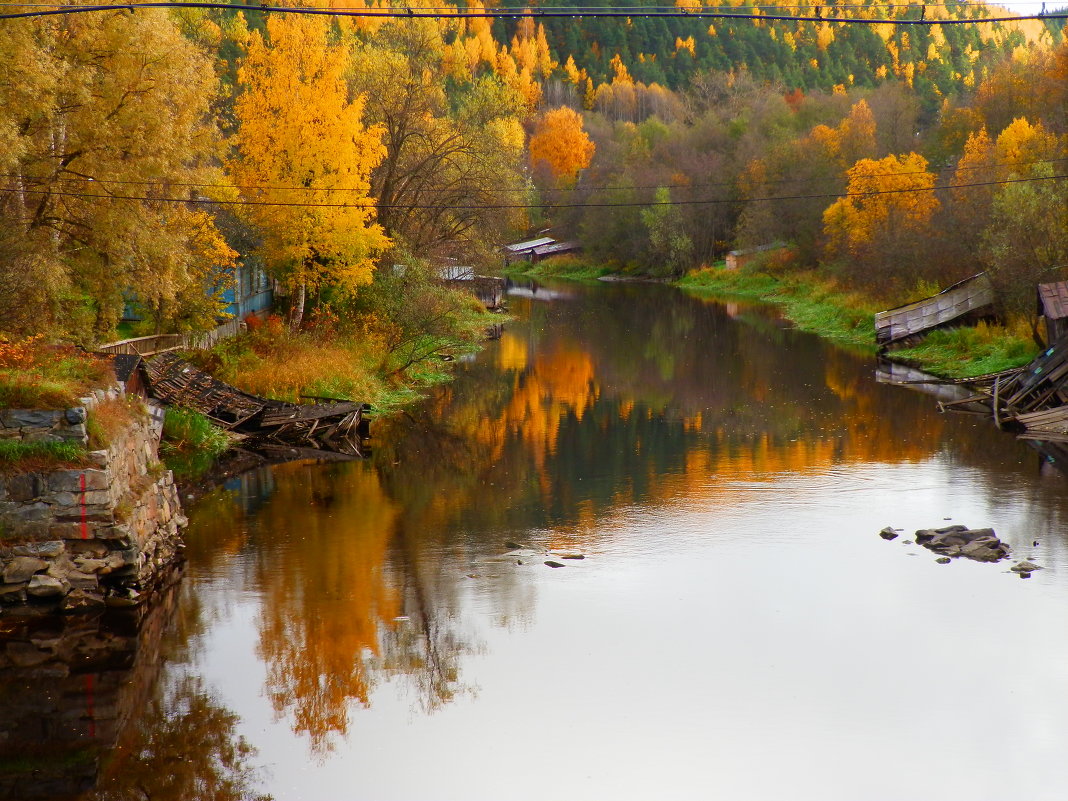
[1038,282,1068,344]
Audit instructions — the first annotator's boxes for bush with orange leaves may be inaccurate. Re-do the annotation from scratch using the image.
[0,335,114,409]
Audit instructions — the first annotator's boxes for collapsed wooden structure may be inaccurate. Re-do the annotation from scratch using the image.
[875,273,995,348]
[142,352,371,455]
[935,339,1068,438]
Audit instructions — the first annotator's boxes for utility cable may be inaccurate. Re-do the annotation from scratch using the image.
[0,171,1064,209]
[4,156,1065,195]
[0,2,1065,23]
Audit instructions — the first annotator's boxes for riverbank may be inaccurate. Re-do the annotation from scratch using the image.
[677,266,880,352]
[511,257,1039,379]
[677,264,1038,378]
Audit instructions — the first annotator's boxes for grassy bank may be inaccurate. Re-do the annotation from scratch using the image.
[677,263,1039,377]
[677,264,879,351]
[505,254,621,282]
[189,281,499,415]
[0,336,114,409]
[159,408,233,480]
[888,322,1038,378]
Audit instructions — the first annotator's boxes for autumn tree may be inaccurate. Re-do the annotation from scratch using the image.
[529,107,596,187]
[0,9,230,339]
[230,14,388,329]
[823,153,939,293]
[349,19,528,261]
[981,164,1068,320]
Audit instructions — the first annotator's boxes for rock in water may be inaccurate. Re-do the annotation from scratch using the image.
[878,527,899,541]
[1011,561,1043,573]
[544,561,566,568]
[915,525,1010,563]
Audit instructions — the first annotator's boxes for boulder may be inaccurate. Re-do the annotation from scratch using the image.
[914,525,1009,563]
[1011,561,1043,573]
[878,527,899,540]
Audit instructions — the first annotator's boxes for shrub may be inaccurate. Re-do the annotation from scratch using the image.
[0,335,114,409]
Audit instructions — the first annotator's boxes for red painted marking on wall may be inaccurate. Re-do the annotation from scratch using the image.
[79,472,88,539]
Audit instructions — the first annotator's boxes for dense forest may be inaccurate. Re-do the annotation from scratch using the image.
[0,0,1065,342]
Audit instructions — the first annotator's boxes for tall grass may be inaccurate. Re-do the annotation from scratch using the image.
[193,318,387,404]
[160,408,231,480]
[891,321,1039,378]
[0,335,114,409]
[678,264,879,349]
[0,440,90,472]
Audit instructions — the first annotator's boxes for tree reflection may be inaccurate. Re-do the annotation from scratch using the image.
[86,675,269,801]
[180,279,1068,761]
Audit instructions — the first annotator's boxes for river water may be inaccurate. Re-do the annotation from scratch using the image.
[7,280,1068,800]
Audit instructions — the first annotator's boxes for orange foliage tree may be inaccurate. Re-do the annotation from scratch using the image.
[528,107,596,187]
[823,153,939,292]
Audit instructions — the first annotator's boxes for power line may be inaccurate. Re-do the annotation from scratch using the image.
[0,2,1065,23]
[4,156,1065,195]
[0,1,1051,6]
[1,171,1064,209]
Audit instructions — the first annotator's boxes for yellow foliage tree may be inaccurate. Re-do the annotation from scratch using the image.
[230,15,388,328]
[529,107,596,186]
[0,9,229,337]
[823,153,939,260]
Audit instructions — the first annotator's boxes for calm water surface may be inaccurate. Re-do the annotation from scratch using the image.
[9,281,1068,800]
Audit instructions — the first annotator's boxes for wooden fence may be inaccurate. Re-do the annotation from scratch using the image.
[97,318,244,357]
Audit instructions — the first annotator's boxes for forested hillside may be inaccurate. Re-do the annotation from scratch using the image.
[495,0,1065,109]
[0,0,1065,343]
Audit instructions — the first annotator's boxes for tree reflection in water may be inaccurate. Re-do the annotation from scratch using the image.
[180,280,1066,761]
[87,675,270,801]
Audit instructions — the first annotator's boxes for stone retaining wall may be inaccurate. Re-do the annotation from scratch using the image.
[0,389,186,612]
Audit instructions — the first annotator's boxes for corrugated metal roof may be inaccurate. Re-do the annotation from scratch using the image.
[504,237,555,252]
[1038,282,1068,321]
[533,241,581,256]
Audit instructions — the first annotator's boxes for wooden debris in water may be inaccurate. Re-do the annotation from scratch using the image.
[143,352,370,455]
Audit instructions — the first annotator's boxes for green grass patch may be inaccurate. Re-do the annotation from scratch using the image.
[890,322,1039,379]
[160,407,232,480]
[0,336,114,409]
[506,254,618,282]
[677,264,879,350]
[0,440,90,472]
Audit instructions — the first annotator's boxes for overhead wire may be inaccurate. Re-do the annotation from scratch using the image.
[0,171,1064,209]
[2,156,1065,195]
[0,2,1065,22]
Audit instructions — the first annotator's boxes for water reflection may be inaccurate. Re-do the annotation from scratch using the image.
[0,585,266,801]
[184,282,1068,759]
[13,279,1068,800]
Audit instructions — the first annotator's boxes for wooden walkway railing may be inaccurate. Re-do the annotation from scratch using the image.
[97,318,244,356]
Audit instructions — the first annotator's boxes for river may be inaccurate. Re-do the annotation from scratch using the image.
[6,280,1068,800]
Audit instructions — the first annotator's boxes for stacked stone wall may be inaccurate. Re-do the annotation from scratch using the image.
[0,388,186,612]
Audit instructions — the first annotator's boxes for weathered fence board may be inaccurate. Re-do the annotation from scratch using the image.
[874,273,995,347]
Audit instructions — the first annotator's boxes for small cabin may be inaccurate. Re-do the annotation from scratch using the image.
[1038,282,1068,344]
